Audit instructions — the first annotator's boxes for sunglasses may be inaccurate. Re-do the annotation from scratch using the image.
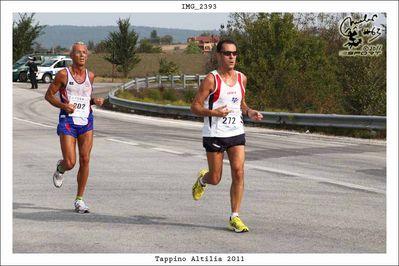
[220,51,238,56]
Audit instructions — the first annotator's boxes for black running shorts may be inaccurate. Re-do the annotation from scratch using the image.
[202,134,246,152]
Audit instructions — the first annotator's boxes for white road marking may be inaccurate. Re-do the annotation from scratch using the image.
[246,164,385,194]
[107,137,184,155]
[13,117,55,128]
[105,138,139,146]
[93,107,202,129]
[152,147,184,155]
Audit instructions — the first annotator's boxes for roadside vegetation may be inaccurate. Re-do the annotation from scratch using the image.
[116,87,197,106]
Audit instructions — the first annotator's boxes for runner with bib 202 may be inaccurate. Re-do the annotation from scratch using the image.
[45,41,104,214]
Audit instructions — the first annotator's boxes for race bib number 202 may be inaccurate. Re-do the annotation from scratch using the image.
[69,95,90,118]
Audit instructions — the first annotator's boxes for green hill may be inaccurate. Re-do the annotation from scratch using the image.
[37,25,218,48]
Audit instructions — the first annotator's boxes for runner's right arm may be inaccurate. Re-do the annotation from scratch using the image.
[44,69,75,114]
[190,74,230,118]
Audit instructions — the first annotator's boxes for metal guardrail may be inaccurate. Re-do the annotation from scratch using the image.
[108,75,386,130]
[119,74,206,91]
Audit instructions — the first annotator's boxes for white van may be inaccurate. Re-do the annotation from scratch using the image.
[13,54,64,82]
[37,56,73,83]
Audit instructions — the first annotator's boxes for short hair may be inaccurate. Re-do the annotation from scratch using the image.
[216,39,237,52]
[70,41,87,55]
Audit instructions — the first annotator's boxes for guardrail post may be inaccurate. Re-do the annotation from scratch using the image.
[182,74,186,88]
[158,75,162,88]
[170,75,174,88]
[146,76,149,88]
[196,74,201,87]
[135,77,139,92]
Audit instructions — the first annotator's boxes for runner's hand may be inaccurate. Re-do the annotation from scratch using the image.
[249,109,263,121]
[213,105,231,117]
[94,97,104,107]
[63,103,76,114]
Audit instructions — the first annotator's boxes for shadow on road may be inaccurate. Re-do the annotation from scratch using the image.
[13,202,225,231]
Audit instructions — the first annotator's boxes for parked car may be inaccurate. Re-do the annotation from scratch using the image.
[12,54,65,82]
[37,57,73,83]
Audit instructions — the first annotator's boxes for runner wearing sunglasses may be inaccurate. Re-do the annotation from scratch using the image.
[191,39,263,232]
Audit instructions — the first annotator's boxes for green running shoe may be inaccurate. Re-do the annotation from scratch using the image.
[192,169,208,200]
[229,216,249,233]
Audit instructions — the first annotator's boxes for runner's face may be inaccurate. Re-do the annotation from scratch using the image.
[218,43,237,70]
[71,44,88,66]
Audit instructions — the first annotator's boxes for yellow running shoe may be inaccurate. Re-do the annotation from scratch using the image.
[229,216,249,233]
[192,169,208,200]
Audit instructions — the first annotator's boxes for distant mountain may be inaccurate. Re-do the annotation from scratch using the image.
[36,25,219,48]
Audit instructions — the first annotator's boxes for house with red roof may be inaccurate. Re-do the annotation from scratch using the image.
[187,36,220,53]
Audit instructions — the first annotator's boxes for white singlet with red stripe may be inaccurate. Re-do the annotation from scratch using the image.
[59,67,93,126]
[202,70,245,137]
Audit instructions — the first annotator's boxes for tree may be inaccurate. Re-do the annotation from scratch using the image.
[160,35,173,45]
[223,13,343,113]
[337,48,386,115]
[293,12,386,115]
[104,18,141,78]
[137,39,162,53]
[158,58,180,75]
[13,13,46,62]
[87,40,95,51]
[150,30,160,44]
[185,42,202,54]
[94,40,108,53]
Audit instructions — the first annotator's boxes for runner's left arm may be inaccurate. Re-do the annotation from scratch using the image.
[240,74,263,121]
[88,71,104,106]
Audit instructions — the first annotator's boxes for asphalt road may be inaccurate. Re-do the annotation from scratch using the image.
[11,82,386,256]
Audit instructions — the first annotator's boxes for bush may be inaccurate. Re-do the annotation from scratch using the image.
[162,88,178,101]
[183,88,197,103]
[143,88,162,101]
[116,90,136,100]
[185,42,202,54]
[138,39,162,53]
[158,58,180,75]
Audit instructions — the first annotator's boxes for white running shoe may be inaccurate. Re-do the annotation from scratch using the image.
[74,199,90,213]
[53,160,64,188]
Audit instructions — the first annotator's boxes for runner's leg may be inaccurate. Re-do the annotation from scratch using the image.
[59,134,77,171]
[203,151,224,185]
[226,145,245,213]
[76,130,93,197]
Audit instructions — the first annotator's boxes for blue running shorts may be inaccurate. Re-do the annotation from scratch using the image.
[57,118,93,138]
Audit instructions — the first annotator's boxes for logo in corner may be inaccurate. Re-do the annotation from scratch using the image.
[338,13,384,57]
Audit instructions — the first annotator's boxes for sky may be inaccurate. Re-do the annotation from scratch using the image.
[12,11,386,32]
[12,13,232,31]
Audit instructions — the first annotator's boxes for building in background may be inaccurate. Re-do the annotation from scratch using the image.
[187,36,220,53]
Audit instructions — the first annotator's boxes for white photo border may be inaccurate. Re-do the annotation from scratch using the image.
[1,1,398,265]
